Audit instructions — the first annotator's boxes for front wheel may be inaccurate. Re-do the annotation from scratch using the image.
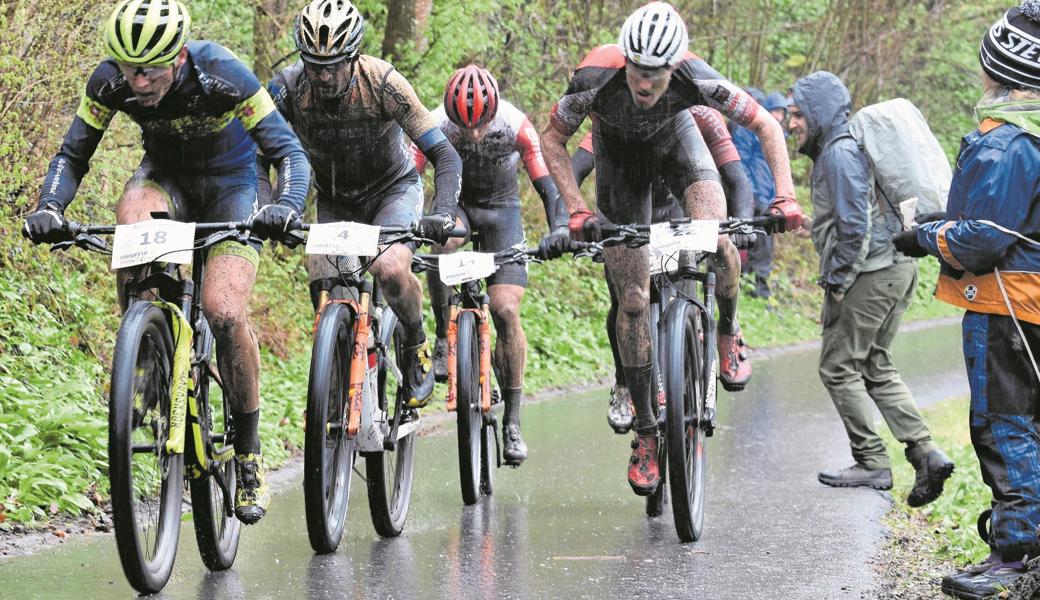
[109,301,184,594]
[455,311,483,505]
[304,302,357,553]
[664,302,708,543]
[367,309,416,537]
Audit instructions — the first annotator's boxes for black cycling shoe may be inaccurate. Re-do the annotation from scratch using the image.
[401,338,435,408]
[817,464,893,490]
[502,423,528,466]
[941,557,1029,599]
[906,447,954,507]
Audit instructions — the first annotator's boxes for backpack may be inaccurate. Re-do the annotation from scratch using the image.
[848,98,951,218]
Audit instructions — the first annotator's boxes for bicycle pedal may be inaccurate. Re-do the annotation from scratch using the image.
[490,388,502,405]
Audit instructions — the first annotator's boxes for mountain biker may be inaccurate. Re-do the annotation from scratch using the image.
[541,2,802,495]
[21,0,310,525]
[893,3,1040,595]
[258,0,463,410]
[570,105,755,434]
[410,65,569,466]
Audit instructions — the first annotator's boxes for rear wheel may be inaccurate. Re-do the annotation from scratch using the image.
[479,415,495,496]
[455,311,483,505]
[367,310,416,537]
[109,302,184,594]
[304,302,357,553]
[190,329,242,568]
[664,302,708,543]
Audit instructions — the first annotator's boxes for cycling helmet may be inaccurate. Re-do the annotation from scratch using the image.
[619,2,688,68]
[104,0,190,66]
[295,0,365,64]
[444,65,500,129]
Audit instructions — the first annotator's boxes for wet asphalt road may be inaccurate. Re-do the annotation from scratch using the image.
[0,323,966,600]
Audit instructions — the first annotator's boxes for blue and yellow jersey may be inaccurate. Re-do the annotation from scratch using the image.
[40,41,309,212]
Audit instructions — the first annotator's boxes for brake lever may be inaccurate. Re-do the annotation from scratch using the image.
[49,240,75,253]
[80,234,111,254]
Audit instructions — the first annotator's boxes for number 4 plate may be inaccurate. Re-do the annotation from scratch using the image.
[111,220,195,269]
[305,222,380,256]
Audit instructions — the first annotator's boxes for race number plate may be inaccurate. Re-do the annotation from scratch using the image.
[649,220,719,273]
[439,252,497,285]
[111,220,195,269]
[305,222,380,256]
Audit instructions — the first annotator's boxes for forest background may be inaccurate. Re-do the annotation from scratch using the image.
[0,0,1004,548]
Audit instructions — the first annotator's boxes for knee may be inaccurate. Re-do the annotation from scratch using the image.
[618,285,649,318]
[491,300,522,333]
[373,252,411,287]
[203,299,248,338]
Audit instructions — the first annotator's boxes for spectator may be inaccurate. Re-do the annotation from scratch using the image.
[788,71,953,506]
[730,88,775,298]
[893,2,1040,596]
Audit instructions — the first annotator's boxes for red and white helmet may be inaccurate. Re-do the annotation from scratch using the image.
[444,65,500,129]
[619,2,689,68]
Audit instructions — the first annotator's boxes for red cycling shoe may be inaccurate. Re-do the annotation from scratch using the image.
[718,331,752,392]
[628,434,660,496]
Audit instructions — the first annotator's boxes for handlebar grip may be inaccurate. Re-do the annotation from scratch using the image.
[449,226,468,239]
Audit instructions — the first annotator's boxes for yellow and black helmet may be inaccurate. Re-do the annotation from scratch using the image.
[104,0,191,66]
[294,0,365,64]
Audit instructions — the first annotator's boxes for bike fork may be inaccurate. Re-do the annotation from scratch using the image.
[346,287,372,438]
[478,300,493,414]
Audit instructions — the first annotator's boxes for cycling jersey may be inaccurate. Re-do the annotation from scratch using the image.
[40,41,308,212]
[574,105,740,175]
[550,44,759,142]
[412,100,549,207]
[267,56,461,214]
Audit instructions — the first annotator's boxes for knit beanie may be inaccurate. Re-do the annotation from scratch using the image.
[980,0,1040,90]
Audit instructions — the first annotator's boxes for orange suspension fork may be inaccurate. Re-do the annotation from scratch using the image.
[346,291,371,438]
[478,301,492,414]
[445,304,459,412]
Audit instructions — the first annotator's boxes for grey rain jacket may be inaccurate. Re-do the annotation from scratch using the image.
[791,71,906,293]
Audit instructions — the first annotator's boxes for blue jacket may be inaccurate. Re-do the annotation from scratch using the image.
[792,71,904,292]
[729,88,774,211]
[917,120,1040,324]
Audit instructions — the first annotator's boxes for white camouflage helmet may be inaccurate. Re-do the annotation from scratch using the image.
[295,0,365,64]
[619,2,689,68]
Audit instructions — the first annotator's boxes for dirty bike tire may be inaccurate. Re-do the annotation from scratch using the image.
[455,311,484,505]
[664,301,708,543]
[304,302,357,553]
[367,310,416,537]
[109,301,184,594]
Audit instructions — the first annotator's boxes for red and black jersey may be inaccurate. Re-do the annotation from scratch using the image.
[550,44,759,143]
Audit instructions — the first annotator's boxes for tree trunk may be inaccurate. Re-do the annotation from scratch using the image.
[253,0,291,82]
[382,0,432,60]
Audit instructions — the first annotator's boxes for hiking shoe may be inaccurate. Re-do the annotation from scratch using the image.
[941,558,1029,599]
[906,447,955,507]
[718,331,752,392]
[401,338,435,408]
[607,385,634,434]
[433,337,448,383]
[817,464,893,490]
[502,423,528,466]
[235,453,271,525]
[628,434,660,496]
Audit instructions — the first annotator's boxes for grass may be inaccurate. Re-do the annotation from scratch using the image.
[882,396,990,565]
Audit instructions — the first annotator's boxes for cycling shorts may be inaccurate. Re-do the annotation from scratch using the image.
[126,156,261,264]
[592,109,718,226]
[457,203,528,288]
[307,173,423,285]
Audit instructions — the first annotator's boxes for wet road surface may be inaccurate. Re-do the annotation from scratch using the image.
[0,323,966,599]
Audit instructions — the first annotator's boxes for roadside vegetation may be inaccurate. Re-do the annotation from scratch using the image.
[0,0,995,533]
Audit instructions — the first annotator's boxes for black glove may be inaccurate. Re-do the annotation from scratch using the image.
[914,211,947,225]
[250,203,298,239]
[893,229,928,258]
[23,204,68,244]
[538,226,571,259]
[417,212,456,246]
